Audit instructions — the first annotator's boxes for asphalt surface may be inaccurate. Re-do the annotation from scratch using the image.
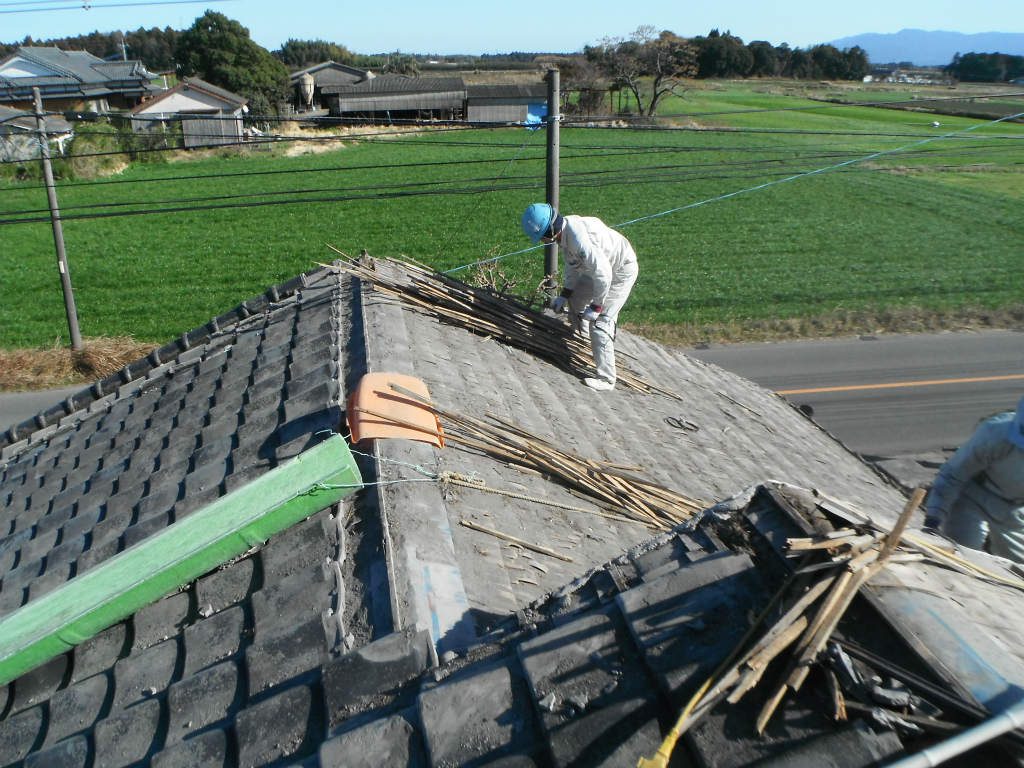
[0,385,82,435]
[2,330,1022,459]
[688,329,1024,458]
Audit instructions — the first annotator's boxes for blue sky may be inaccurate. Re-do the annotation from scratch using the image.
[2,0,1022,53]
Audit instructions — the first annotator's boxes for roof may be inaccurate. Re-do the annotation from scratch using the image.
[288,61,374,87]
[320,75,465,96]
[3,256,1024,766]
[467,84,548,101]
[0,104,71,134]
[0,47,155,100]
[131,77,247,115]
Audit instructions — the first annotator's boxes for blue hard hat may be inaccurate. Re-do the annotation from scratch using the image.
[521,203,555,243]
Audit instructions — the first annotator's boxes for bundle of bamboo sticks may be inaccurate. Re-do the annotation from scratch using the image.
[324,250,683,401]
[638,489,926,768]
[385,383,705,531]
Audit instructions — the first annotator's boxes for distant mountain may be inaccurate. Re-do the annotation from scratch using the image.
[828,28,1024,66]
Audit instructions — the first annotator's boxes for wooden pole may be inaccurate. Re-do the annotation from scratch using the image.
[544,68,560,288]
[33,87,82,351]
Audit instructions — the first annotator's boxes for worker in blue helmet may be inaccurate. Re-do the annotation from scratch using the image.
[924,396,1024,563]
[521,203,638,391]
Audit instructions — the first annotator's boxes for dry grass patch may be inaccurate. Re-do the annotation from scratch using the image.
[626,306,1024,347]
[0,337,158,391]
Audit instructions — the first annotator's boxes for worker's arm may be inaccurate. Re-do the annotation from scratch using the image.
[926,420,1006,526]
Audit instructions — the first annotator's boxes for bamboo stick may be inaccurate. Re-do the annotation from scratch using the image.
[459,519,574,562]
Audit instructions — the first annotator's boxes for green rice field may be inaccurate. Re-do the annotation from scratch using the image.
[1,80,1022,349]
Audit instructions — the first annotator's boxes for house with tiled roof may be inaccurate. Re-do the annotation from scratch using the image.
[3,256,1024,766]
[0,46,160,112]
[130,77,248,148]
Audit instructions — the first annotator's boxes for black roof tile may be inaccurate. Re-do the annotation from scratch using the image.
[165,660,242,745]
[0,705,42,765]
[68,623,128,685]
[92,695,163,767]
[150,726,229,768]
[132,591,191,652]
[194,557,255,618]
[111,638,179,710]
[245,612,327,697]
[319,712,428,768]
[234,683,322,766]
[517,605,664,766]
[45,671,110,746]
[417,658,539,766]
[24,732,89,768]
[182,605,247,678]
[321,628,431,730]
[9,654,67,715]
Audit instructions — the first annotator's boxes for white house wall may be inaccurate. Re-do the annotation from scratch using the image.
[135,89,233,116]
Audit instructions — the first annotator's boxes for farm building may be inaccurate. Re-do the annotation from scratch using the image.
[288,61,375,113]
[466,83,548,124]
[130,78,248,149]
[0,46,158,112]
[321,75,467,121]
[2,255,1024,766]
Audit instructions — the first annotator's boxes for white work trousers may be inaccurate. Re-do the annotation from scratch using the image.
[568,261,638,384]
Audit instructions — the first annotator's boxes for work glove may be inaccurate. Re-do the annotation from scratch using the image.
[582,304,602,324]
[551,295,568,313]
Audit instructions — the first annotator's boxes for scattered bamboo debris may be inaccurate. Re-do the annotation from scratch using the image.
[390,383,705,531]
[324,250,683,400]
[638,488,929,768]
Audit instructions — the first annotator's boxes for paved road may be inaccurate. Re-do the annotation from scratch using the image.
[688,329,1024,458]
[0,386,82,435]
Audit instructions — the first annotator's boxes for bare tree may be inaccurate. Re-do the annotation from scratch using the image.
[586,26,698,116]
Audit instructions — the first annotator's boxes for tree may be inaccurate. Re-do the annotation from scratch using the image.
[693,30,752,78]
[585,26,698,116]
[747,41,781,77]
[175,11,290,115]
[274,38,354,69]
[381,52,420,76]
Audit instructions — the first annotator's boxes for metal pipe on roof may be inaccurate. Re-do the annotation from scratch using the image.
[885,700,1024,768]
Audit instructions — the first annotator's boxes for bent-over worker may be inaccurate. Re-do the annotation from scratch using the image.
[924,396,1024,563]
[521,203,638,391]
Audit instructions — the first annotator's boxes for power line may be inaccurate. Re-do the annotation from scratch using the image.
[0,0,235,13]
[4,138,1019,217]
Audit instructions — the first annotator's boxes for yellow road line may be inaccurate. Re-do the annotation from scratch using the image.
[778,373,1024,396]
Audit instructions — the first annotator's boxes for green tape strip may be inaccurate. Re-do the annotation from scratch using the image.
[0,434,362,686]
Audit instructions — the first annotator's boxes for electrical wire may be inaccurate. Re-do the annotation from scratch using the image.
[0,0,236,13]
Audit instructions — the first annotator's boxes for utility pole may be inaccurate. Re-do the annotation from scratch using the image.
[544,67,560,287]
[33,87,83,352]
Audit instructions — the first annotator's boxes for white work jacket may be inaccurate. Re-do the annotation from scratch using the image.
[560,216,637,308]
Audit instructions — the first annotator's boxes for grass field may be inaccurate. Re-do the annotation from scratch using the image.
[1,80,1022,352]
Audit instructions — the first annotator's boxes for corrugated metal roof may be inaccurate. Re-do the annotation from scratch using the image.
[321,74,465,96]
[467,84,547,100]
